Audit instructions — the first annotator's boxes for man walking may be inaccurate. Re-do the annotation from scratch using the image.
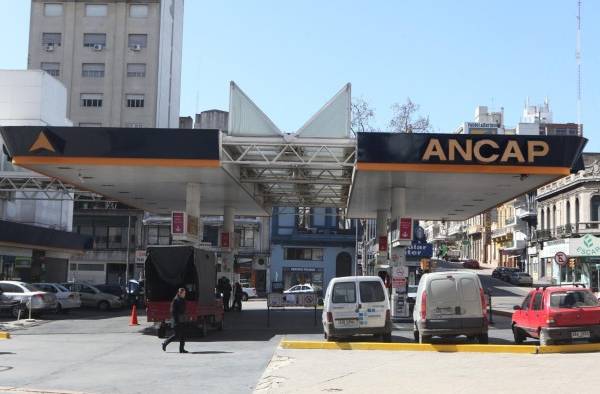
[162,288,188,353]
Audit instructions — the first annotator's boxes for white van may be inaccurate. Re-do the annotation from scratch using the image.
[322,276,392,342]
[412,271,488,344]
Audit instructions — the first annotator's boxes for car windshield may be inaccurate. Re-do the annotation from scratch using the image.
[22,284,40,292]
[550,291,599,308]
[56,284,69,292]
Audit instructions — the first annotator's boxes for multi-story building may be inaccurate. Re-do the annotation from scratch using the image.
[27,0,184,284]
[270,207,356,294]
[530,153,600,291]
[28,0,183,128]
[0,70,91,281]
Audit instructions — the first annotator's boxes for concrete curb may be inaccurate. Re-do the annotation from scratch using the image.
[280,340,537,354]
[0,331,10,340]
[280,340,600,354]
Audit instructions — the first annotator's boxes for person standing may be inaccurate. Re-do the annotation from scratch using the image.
[232,282,243,311]
[162,288,188,353]
[222,279,232,312]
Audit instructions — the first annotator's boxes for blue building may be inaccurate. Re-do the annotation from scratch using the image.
[270,207,356,293]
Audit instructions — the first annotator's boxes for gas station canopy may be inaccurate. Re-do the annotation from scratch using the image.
[0,83,587,220]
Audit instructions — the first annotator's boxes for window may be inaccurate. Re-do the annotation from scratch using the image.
[459,278,479,302]
[82,63,105,78]
[127,63,146,77]
[359,281,385,303]
[591,196,600,222]
[566,201,571,226]
[128,34,147,49]
[85,4,108,17]
[284,248,324,261]
[125,122,144,128]
[146,225,171,245]
[532,293,543,310]
[550,291,599,308]
[41,62,60,77]
[42,32,61,46]
[0,283,23,293]
[521,293,532,310]
[576,198,580,227]
[332,282,356,304]
[44,3,63,16]
[108,226,126,249]
[83,33,106,48]
[80,93,103,108]
[129,4,149,18]
[78,264,104,272]
[126,94,144,108]
[79,123,101,127]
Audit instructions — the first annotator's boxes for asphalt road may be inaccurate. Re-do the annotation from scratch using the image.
[0,265,536,393]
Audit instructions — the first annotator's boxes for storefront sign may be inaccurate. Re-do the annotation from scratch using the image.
[405,243,433,258]
[135,250,146,265]
[399,218,413,240]
[378,236,388,252]
[574,234,600,256]
[171,211,185,234]
[220,232,230,248]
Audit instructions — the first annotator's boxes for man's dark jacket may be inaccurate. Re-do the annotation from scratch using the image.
[170,295,186,325]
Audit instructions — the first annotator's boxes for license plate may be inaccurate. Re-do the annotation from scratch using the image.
[335,318,358,328]
[571,331,590,339]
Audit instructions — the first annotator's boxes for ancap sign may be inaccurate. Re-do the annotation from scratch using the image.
[422,138,549,164]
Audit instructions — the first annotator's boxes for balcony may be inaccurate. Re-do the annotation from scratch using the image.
[492,227,513,240]
[467,224,483,235]
[504,217,517,226]
[447,224,465,237]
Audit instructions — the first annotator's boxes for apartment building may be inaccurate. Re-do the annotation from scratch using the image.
[28,0,183,128]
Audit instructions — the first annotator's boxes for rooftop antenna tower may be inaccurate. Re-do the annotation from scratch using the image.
[576,0,582,136]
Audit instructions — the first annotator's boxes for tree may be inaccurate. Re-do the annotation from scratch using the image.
[388,98,432,133]
[351,97,378,134]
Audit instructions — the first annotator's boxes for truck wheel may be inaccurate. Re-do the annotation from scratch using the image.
[478,334,489,344]
[157,323,167,339]
[539,330,550,346]
[512,325,525,344]
[382,333,392,343]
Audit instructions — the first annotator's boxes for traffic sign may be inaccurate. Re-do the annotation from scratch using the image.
[554,252,568,266]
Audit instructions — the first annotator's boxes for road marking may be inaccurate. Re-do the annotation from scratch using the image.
[0,387,92,394]
[0,332,10,340]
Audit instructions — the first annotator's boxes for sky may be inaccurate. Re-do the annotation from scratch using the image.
[1,1,599,150]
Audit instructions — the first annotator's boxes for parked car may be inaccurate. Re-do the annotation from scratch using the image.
[322,276,392,342]
[509,272,533,287]
[491,267,504,279]
[462,259,480,269]
[33,283,81,313]
[0,281,57,316]
[62,282,123,310]
[413,271,488,344]
[407,284,419,315]
[501,268,521,282]
[512,286,600,345]
[284,284,319,295]
[0,288,25,318]
[95,284,127,300]
[126,279,145,307]
[240,283,257,301]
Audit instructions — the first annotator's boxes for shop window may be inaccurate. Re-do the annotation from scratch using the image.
[284,248,324,261]
[77,264,105,271]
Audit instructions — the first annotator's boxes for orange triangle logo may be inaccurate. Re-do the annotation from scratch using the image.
[29,131,56,153]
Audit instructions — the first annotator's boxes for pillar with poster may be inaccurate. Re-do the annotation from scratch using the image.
[390,260,409,319]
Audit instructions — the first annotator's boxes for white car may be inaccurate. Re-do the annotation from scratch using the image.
[33,283,81,312]
[284,284,318,295]
[322,276,392,342]
[0,281,58,316]
[240,283,257,301]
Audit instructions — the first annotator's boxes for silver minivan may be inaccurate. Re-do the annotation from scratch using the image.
[412,271,488,344]
[322,276,392,342]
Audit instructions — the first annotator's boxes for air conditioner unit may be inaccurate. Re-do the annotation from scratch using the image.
[131,44,142,51]
[45,44,55,52]
[93,44,104,51]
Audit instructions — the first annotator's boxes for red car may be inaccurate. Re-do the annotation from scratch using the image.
[512,286,600,345]
[462,259,480,269]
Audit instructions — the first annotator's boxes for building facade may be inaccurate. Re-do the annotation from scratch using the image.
[28,0,183,128]
[270,207,356,294]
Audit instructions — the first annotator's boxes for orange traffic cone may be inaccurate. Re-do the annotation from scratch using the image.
[129,304,139,326]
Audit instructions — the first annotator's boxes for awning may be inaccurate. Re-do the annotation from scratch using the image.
[0,219,92,253]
